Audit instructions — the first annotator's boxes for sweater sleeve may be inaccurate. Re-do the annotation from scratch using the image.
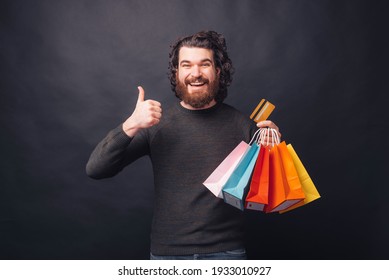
[86,124,150,179]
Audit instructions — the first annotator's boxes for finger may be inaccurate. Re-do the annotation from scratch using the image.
[137,86,145,104]
[256,120,277,129]
[145,103,162,113]
[146,100,162,107]
[151,111,162,119]
[257,120,280,134]
[151,106,162,113]
[149,117,161,126]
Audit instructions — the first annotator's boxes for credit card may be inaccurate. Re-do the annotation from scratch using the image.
[250,99,275,122]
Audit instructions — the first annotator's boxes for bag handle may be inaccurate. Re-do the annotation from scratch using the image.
[258,128,280,147]
[249,128,262,145]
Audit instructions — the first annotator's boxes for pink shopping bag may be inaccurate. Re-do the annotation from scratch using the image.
[203,141,249,198]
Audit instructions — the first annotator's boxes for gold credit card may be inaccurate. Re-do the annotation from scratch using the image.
[250,99,275,122]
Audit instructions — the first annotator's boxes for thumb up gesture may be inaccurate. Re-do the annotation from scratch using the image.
[122,86,162,137]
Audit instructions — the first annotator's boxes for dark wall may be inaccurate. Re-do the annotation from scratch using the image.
[1,0,388,259]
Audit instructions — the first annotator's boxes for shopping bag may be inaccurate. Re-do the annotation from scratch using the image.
[245,145,270,211]
[222,143,260,211]
[279,144,320,213]
[245,127,277,211]
[265,141,305,213]
[203,141,249,198]
[222,143,260,210]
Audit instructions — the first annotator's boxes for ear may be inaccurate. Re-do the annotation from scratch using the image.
[216,67,221,77]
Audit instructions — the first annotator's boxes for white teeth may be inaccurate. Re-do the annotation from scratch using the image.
[190,83,205,86]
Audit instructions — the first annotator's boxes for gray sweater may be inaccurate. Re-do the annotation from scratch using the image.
[86,102,257,255]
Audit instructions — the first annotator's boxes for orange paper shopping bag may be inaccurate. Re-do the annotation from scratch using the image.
[279,144,320,213]
[265,141,305,213]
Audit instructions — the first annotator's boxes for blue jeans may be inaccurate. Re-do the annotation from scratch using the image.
[150,248,247,260]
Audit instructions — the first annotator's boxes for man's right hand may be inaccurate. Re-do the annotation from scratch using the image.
[122,86,162,137]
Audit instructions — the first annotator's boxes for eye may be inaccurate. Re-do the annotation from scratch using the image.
[181,64,191,68]
[201,63,211,67]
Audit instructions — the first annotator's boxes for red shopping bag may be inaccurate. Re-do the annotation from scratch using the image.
[245,145,270,211]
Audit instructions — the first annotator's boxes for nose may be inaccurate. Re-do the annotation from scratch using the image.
[190,65,201,78]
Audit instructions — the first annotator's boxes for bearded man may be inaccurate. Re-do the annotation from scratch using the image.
[86,30,280,260]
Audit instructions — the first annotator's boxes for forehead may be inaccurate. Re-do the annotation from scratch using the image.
[178,47,214,63]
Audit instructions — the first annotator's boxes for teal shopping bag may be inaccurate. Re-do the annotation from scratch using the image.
[222,143,260,210]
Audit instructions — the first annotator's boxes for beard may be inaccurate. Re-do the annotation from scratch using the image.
[175,76,219,109]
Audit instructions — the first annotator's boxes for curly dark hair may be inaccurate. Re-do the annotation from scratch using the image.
[168,30,234,103]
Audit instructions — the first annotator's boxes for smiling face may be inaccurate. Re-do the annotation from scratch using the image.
[175,47,220,109]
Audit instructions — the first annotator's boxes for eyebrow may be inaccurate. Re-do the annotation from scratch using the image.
[179,58,213,65]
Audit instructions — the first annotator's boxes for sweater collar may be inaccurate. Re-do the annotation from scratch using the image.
[176,101,222,115]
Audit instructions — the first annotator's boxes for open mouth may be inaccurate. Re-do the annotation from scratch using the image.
[188,82,206,87]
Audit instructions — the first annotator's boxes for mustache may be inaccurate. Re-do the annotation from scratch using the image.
[185,77,209,85]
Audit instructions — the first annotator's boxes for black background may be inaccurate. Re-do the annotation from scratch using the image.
[1,0,388,260]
